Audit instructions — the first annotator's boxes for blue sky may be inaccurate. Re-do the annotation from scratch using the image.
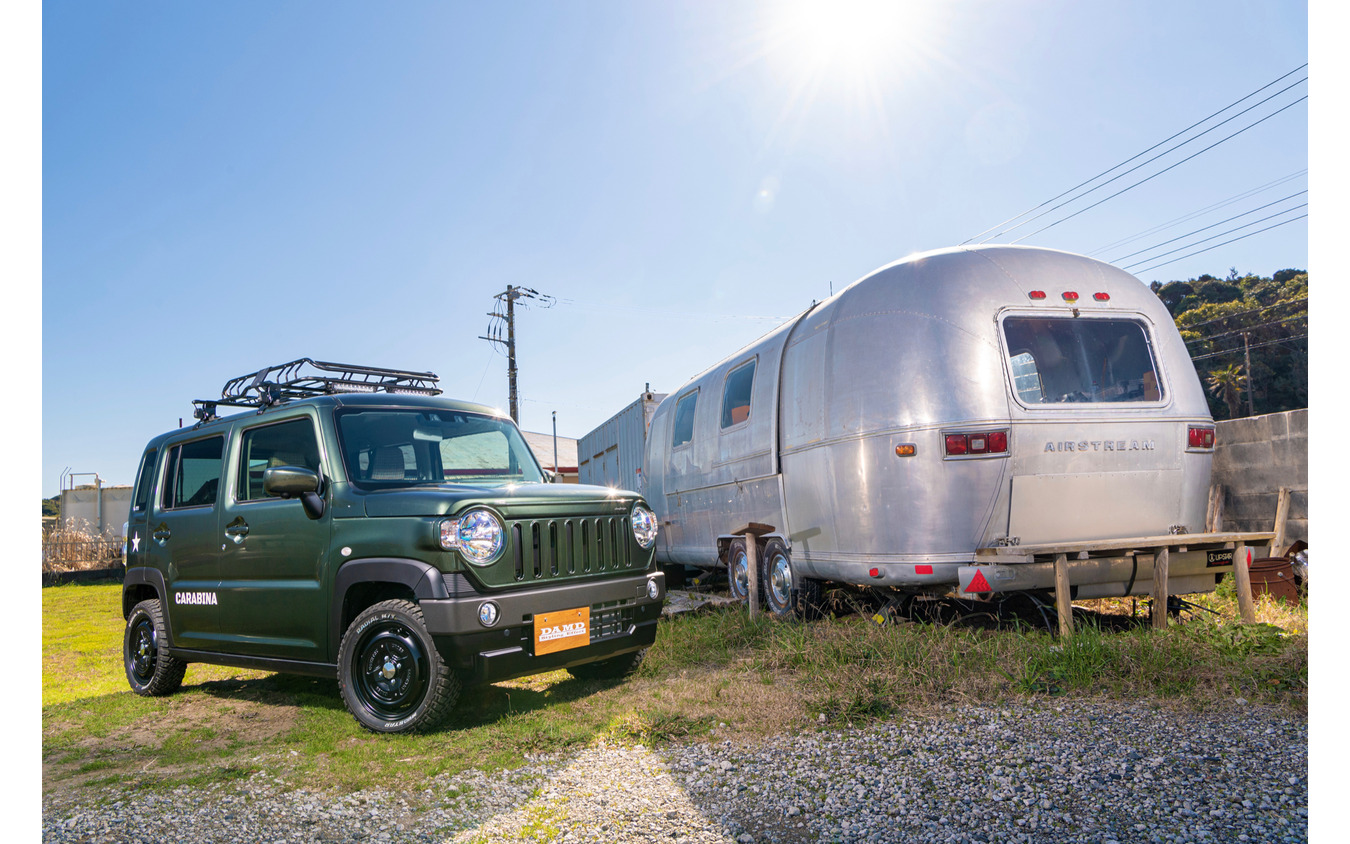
[35,1,1312,498]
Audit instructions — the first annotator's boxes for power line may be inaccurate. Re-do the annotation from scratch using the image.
[1131,213,1308,275]
[1183,313,1308,346]
[962,64,1308,245]
[1087,169,1307,257]
[1008,94,1307,245]
[1110,191,1306,264]
[1121,202,1307,270]
[1174,295,1308,332]
[1190,333,1306,362]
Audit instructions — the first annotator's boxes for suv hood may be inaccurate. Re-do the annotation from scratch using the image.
[360,482,639,518]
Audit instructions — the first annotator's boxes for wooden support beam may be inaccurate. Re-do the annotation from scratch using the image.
[744,532,759,616]
[1053,553,1072,638]
[1270,487,1291,557]
[1151,547,1170,630]
[1206,484,1224,533]
[1233,542,1255,624]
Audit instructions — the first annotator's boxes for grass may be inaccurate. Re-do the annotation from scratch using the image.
[42,578,1307,798]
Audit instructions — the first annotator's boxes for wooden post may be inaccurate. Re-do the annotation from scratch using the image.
[1270,487,1291,557]
[1053,554,1072,637]
[1233,542,1255,623]
[1151,547,1170,630]
[1206,484,1224,533]
[744,532,759,616]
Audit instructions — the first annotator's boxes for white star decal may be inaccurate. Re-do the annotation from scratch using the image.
[131,532,140,552]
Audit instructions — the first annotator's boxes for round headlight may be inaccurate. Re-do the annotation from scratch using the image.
[631,503,658,549]
[457,509,505,565]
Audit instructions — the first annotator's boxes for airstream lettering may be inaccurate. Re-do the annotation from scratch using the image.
[583,246,1249,619]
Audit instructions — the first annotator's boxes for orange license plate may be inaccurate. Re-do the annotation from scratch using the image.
[533,607,591,655]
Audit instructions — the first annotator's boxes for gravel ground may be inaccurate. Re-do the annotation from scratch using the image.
[42,701,1307,844]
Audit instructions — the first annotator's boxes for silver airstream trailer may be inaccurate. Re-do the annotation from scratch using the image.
[638,245,1228,618]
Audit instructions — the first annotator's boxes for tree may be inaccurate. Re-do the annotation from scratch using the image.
[1207,364,1247,419]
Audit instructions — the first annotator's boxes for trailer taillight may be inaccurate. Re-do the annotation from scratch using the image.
[1188,426,1216,450]
[944,430,1009,457]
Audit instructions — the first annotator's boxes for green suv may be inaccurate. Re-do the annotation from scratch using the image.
[121,360,664,733]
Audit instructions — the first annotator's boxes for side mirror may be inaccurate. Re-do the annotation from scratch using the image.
[263,466,326,520]
[543,469,557,484]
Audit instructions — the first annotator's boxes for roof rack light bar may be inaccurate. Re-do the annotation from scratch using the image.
[192,358,441,420]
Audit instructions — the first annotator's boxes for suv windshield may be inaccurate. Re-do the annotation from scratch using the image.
[336,408,544,489]
[1002,316,1163,405]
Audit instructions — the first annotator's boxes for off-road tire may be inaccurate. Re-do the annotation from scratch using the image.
[567,648,645,681]
[760,538,824,621]
[337,599,460,734]
[124,599,188,696]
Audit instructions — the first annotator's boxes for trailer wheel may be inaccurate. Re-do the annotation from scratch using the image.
[761,539,823,620]
[726,538,755,602]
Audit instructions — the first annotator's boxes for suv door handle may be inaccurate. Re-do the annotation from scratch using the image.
[224,517,250,545]
[152,525,171,546]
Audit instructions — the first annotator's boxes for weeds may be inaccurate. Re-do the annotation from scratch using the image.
[43,579,1306,797]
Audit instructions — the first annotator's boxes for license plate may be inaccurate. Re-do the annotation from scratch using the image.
[1206,549,1235,568]
[534,607,591,655]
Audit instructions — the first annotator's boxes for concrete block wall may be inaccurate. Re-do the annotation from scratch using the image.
[1211,409,1307,547]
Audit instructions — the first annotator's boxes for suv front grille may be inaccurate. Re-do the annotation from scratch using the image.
[509,516,637,583]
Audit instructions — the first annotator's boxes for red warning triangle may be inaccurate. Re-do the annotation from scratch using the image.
[967,570,992,593]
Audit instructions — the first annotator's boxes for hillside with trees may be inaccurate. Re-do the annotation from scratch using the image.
[1151,268,1308,419]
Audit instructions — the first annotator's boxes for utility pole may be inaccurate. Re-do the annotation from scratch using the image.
[1242,331,1255,417]
[479,285,555,423]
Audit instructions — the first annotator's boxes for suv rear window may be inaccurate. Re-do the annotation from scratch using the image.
[1002,317,1162,404]
[162,437,224,508]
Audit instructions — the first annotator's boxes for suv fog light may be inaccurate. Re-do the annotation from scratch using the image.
[478,601,500,627]
[646,579,660,600]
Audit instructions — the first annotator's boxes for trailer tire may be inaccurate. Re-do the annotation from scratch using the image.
[726,538,757,603]
[761,539,823,620]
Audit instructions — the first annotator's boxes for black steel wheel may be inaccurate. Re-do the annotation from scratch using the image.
[760,538,823,620]
[338,599,459,734]
[567,648,646,681]
[123,599,187,696]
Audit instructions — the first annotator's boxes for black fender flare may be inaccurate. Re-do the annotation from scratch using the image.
[330,558,462,657]
[122,567,173,644]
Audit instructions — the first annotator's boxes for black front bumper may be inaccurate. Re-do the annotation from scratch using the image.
[420,571,665,684]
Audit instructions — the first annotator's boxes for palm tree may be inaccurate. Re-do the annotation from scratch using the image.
[1207,364,1246,419]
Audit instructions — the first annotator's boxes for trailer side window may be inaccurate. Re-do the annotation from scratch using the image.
[1003,317,1162,404]
[671,391,698,448]
[720,359,756,428]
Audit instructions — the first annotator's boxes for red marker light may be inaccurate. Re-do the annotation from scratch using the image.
[1028,290,1047,300]
[869,567,882,578]
[1188,426,1216,449]
[915,565,933,575]
[1062,291,1079,302]
[1093,292,1110,301]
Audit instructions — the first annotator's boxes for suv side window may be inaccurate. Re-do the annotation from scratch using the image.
[237,418,322,501]
[162,437,225,509]
[131,449,158,513]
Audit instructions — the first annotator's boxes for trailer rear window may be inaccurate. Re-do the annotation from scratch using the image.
[1002,317,1162,404]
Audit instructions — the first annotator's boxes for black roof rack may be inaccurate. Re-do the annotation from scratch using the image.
[192,358,441,421]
